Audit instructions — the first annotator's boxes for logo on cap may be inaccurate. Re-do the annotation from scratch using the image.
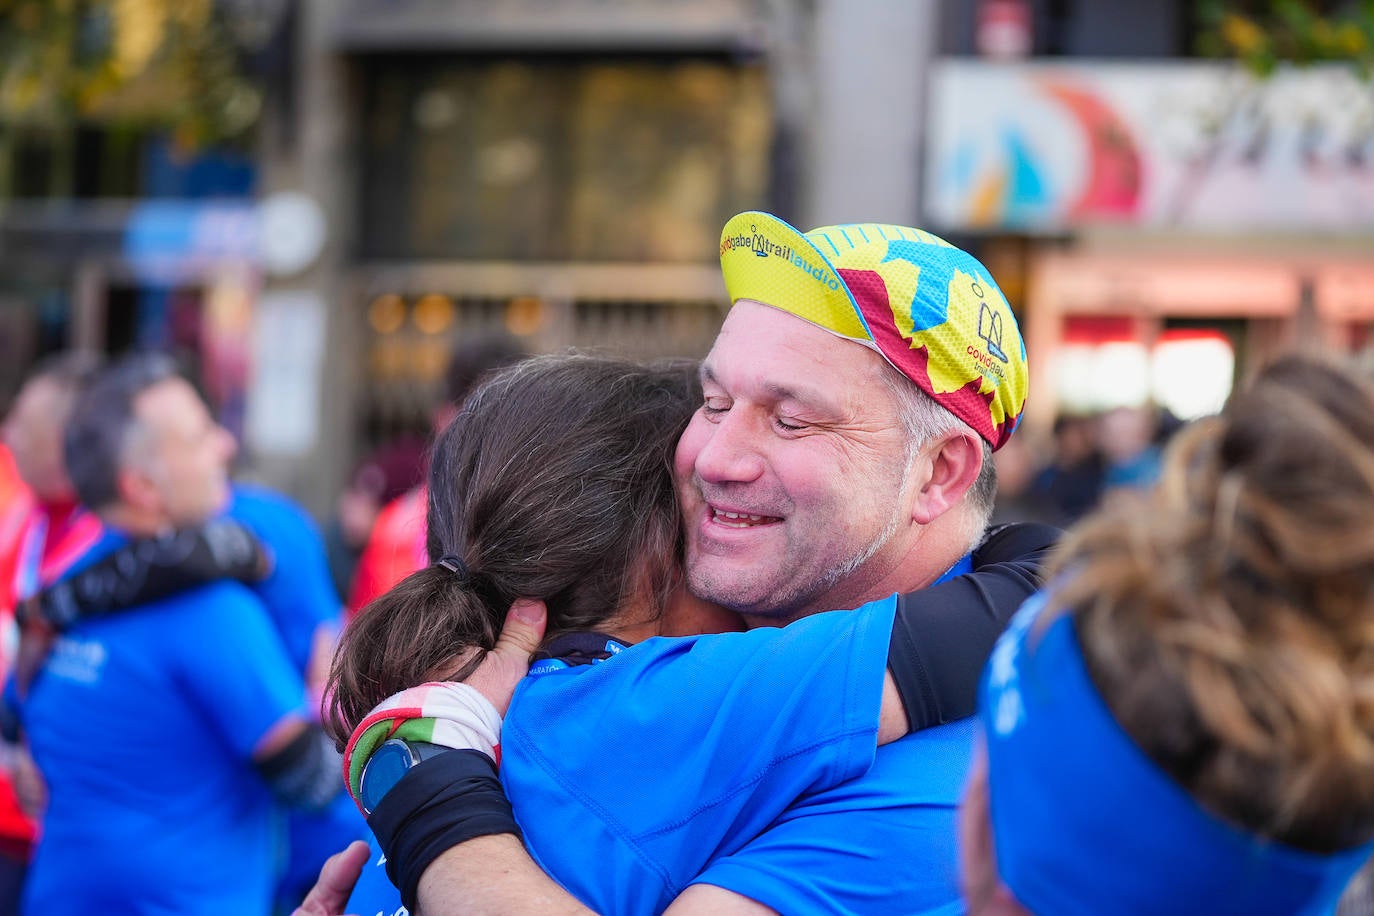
[978,301,1009,364]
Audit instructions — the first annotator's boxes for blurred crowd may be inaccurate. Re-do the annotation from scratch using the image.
[0,334,523,915]
[991,404,1182,529]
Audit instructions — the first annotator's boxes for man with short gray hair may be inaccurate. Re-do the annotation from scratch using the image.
[17,354,344,914]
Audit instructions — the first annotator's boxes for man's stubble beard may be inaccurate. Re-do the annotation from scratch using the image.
[688,449,916,624]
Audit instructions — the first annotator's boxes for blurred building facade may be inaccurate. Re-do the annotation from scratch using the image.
[1,0,1371,516]
[260,0,953,516]
[928,0,1374,434]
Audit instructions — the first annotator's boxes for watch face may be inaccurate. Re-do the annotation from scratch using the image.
[359,738,417,815]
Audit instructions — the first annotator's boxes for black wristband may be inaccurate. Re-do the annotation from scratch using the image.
[368,749,521,912]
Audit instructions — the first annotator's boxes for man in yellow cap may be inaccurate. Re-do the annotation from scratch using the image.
[680,211,1026,628]
[304,211,1040,916]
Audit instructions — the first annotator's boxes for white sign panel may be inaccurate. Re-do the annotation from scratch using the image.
[926,60,1374,233]
[246,290,326,456]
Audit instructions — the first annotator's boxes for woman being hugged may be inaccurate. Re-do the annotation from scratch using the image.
[328,354,726,735]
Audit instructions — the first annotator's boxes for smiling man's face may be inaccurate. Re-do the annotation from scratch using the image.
[674,299,919,623]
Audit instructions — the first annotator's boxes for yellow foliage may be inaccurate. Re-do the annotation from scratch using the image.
[10,74,42,113]
[1221,13,1267,55]
[175,0,211,30]
[113,0,167,78]
[1338,22,1368,56]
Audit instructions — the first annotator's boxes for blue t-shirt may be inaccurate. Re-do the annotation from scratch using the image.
[689,720,974,914]
[348,839,409,916]
[226,486,368,905]
[20,531,305,914]
[685,559,976,915]
[348,595,897,916]
[228,484,342,671]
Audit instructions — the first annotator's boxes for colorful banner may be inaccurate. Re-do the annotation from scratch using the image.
[925,61,1374,233]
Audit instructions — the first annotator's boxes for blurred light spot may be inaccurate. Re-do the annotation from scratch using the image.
[414,89,460,131]
[368,294,407,335]
[1055,341,1150,411]
[478,138,541,186]
[505,297,546,336]
[1150,333,1233,420]
[413,294,455,336]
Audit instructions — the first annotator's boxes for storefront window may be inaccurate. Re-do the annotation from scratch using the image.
[360,55,771,261]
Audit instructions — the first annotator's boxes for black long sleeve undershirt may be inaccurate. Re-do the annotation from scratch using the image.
[888,522,1061,731]
[31,518,270,630]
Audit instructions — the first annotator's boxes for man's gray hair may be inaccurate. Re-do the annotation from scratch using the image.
[64,353,182,511]
[880,362,998,533]
[28,351,105,394]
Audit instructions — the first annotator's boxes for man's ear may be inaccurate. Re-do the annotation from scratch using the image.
[116,464,160,515]
[911,431,983,526]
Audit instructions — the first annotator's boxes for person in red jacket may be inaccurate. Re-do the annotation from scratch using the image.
[0,447,29,621]
[0,353,104,914]
[347,334,526,617]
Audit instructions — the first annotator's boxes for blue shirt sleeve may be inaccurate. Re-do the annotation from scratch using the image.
[689,719,977,916]
[170,584,306,759]
[501,595,898,912]
[229,487,342,673]
[343,834,406,916]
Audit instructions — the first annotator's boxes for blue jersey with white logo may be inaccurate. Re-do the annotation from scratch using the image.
[346,557,979,915]
[21,530,305,914]
[347,836,408,916]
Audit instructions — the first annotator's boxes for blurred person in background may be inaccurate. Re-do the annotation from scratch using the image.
[1098,404,1162,491]
[346,332,527,617]
[1028,412,1104,524]
[1,354,106,608]
[989,434,1057,526]
[0,353,104,914]
[13,354,348,913]
[0,447,26,621]
[327,436,427,599]
[962,353,1374,915]
[3,351,363,910]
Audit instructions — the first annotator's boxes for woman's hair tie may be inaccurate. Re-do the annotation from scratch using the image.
[436,554,471,583]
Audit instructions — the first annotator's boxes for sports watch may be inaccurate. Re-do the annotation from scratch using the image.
[358,738,455,815]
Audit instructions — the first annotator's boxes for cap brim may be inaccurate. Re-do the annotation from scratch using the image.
[719,211,874,344]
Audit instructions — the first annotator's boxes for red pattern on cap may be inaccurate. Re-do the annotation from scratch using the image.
[839,268,1008,447]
